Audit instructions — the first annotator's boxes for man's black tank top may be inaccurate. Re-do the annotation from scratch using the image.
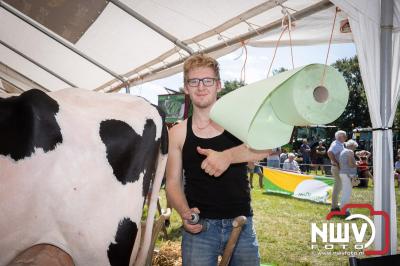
[182,116,252,219]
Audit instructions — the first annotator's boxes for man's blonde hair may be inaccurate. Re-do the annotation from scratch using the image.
[183,54,220,83]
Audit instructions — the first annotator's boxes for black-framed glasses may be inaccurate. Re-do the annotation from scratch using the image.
[187,78,218,87]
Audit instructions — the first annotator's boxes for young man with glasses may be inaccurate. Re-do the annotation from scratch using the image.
[166,54,270,266]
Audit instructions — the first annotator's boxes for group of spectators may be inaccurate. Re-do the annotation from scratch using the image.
[248,131,374,219]
[247,132,375,194]
[262,139,328,174]
[248,130,377,217]
[251,139,328,175]
[247,128,400,220]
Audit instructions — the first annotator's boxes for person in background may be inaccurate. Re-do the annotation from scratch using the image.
[294,149,303,167]
[248,161,263,189]
[300,139,311,173]
[282,153,301,173]
[327,130,347,212]
[338,140,358,217]
[267,147,281,168]
[355,150,372,188]
[394,156,400,187]
[279,148,288,169]
[315,141,326,175]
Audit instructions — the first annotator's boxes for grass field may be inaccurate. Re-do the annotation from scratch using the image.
[155,177,400,266]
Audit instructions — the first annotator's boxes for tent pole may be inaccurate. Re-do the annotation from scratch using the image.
[379,0,394,255]
[0,1,126,84]
[109,0,194,55]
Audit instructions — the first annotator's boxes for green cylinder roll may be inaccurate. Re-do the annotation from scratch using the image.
[209,64,349,150]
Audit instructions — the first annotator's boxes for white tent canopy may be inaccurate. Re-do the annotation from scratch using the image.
[0,0,352,93]
[1,0,399,256]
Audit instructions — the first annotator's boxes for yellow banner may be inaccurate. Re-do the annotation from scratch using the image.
[262,167,334,204]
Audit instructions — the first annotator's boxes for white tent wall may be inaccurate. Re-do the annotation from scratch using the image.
[332,0,400,255]
[100,0,354,92]
[0,44,73,90]
[122,43,241,87]
[248,5,352,47]
[0,63,48,92]
[1,0,354,93]
[0,7,116,90]
[76,3,175,76]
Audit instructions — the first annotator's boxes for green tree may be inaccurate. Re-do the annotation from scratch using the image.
[272,67,288,75]
[330,56,371,131]
[394,101,400,129]
[218,80,246,97]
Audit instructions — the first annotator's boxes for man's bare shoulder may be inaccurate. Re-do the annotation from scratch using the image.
[169,119,188,148]
[169,119,187,135]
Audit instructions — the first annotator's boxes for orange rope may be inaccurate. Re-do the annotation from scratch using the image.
[267,25,288,77]
[288,26,294,69]
[320,7,338,85]
[240,40,248,83]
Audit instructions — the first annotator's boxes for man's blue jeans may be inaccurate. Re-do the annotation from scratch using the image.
[182,216,260,266]
[267,159,280,169]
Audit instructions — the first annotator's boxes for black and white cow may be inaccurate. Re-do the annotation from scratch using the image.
[0,88,168,266]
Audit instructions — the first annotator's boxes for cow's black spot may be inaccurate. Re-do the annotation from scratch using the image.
[99,120,143,184]
[140,119,161,197]
[99,119,160,196]
[107,218,137,266]
[0,89,62,161]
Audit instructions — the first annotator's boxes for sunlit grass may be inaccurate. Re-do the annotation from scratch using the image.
[155,181,400,266]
